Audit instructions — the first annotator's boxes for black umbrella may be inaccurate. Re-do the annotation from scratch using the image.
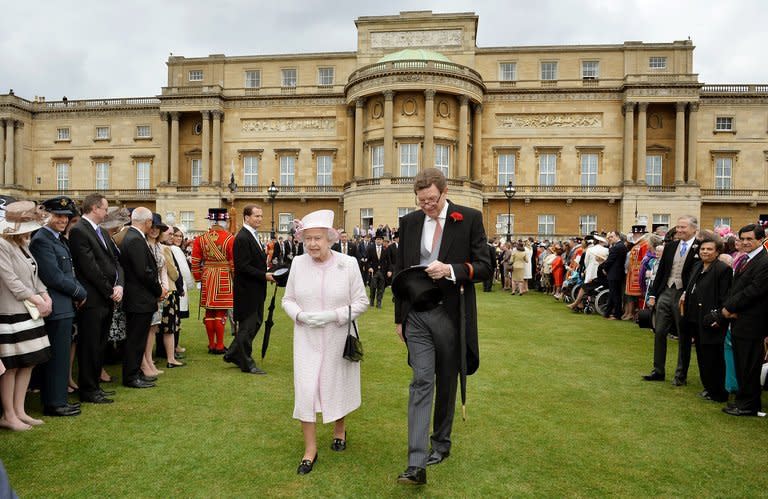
[459,284,467,421]
[261,267,290,359]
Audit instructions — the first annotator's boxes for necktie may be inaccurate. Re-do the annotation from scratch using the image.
[432,219,443,253]
[734,253,748,273]
[96,226,108,248]
[679,241,688,257]
[376,246,381,259]
[343,244,347,254]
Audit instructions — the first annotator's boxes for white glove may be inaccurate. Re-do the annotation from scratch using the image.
[300,310,337,328]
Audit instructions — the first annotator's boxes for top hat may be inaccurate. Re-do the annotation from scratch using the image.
[41,196,79,218]
[151,212,169,231]
[0,201,46,235]
[207,208,229,221]
[391,266,443,312]
[272,266,290,287]
[631,224,648,234]
[637,308,655,330]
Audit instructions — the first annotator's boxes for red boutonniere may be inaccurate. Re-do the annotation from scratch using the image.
[449,211,463,223]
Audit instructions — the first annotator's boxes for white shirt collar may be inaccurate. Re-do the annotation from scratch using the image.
[83,214,100,231]
[747,245,764,260]
[424,201,449,225]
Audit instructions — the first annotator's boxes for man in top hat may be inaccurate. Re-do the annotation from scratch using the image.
[191,207,235,354]
[224,204,274,374]
[29,196,86,416]
[623,224,650,320]
[393,168,492,486]
[366,234,390,309]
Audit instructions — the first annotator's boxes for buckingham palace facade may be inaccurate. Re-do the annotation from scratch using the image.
[1,10,767,237]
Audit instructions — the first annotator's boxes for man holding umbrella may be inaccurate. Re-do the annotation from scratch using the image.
[392,168,492,485]
[224,205,274,374]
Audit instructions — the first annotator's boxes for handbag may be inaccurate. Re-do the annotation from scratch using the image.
[23,299,40,320]
[343,305,363,362]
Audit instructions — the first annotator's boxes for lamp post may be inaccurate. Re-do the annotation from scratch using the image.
[267,180,279,237]
[227,172,237,234]
[503,181,516,242]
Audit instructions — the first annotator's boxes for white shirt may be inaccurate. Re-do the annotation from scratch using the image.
[421,202,455,281]
[243,224,262,250]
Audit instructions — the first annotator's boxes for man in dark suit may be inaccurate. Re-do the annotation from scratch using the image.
[119,207,163,388]
[385,231,399,286]
[30,196,86,417]
[367,235,389,309]
[282,235,296,266]
[358,234,371,286]
[720,223,768,416]
[224,205,274,374]
[332,230,357,258]
[643,215,700,385]
[68,193,123,404]
[598,231,628,320]
[393,168,492,485]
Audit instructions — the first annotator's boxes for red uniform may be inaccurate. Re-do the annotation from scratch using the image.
[191,225,234,352]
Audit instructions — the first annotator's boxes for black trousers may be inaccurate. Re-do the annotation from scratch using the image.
[732,335,765,412]
[41,317,74,408]
[227,307,264,372]
[605,279,623,318]
[369,271,386,307]
[694,335,728,402]
[123,311,153,384]
[77,306,113,398]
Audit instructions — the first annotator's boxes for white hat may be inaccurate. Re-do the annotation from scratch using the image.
[593,235,608,245]
[293,210,336,241]
[0,201,47,236]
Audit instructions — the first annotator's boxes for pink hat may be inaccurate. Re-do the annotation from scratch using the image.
[293,210,338,242]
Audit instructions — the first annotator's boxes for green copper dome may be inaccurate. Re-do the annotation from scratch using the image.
[377,49,451,63]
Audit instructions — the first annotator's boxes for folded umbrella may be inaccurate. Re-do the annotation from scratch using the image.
[459,284,467,421]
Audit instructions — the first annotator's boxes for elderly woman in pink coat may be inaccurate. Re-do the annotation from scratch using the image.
[282,210,368,475]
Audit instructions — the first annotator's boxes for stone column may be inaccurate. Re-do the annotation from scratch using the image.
[457,96,469,179]
[5,120,15,187]
[383,91,394,177]
[674,102,686,185]
[635,102,648,184]
[622,102,635,184]
[346,107,355,182]
[13,121,23,186]
[158,112,169,185]
[201,111,211,184]
[0,119,5,185]
[423,89,435,169]
[212,110,222,186]
[687,102,699,185]
[354,99,364,179]
[472,103,483,180]
[170,112,180,184]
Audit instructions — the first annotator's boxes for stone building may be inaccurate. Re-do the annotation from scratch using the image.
[1,10,767,237]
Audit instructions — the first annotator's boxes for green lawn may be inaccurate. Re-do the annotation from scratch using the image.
[3,287,766,498]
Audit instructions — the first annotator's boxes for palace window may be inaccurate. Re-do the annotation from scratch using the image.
[278,213,293,233]
[649,57,667,70]
[579,215,597,235]
[316,155,333,186]
[95,161,109,190]
[539,153,557,186]
[136,125,151,138]
[95,126,110,140]
[245,70,261,88]
[435,144,450,177]
[714,157,732,189]
[243,156,259,186]
[136,160,151,189]
[541,61,558,81]
[281,68,297,87]
[398,207,416,219]
[56,162,70,190]
[400,143,419,177]
[280,155,295,185]
[646,155,662,186]
[188,70,203,81]
[653,214,670,229]
[191,159,202,186]
[714,217,732,230]
[715,116,733,131]
[179,211,195,232]
[499,62,517,81]
[580,153,598,186]
[498,152,515,186]
[497,214,514,236]
[360,208,373,231]
[371,145,384,178]
[538,215,555,236]
[57,127,70,141]
[582,61,599,79]
[318,67,334,86]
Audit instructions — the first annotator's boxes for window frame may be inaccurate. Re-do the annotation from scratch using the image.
[714,217,732,230]
[434,144,450,177]
[496,214,514,236]
[279,155,296,186]
[499,62,517,81]
[135,125,152,139]
[281,68,297,88]
[56,127,71,142]
[188,70,203,82]
[581,61,599,80]
[538,153,557,186]
[317,67,334,86]
[316,155,333,186]
[243,155,259,186]
[580,153,599,186]
[278,212,293,233]
[715,116,734,132]
[179,211,195,232]
[646,155,663,186]
[95,161,110,190]
[540,61,558,81]
[190,158,202,187]
[649,56,667,70]
[56,162,70,190]
[399,143,419,177]
[95,126,110,141]
[579,215,597,235]
[245,70,261,88]
[371,145,384,178]
[360,208,373,231]
[136,160,151,190]
[538,214,555,236]
[714,156,733,190]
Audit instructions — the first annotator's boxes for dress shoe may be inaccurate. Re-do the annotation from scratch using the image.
[166,362,186,368]
[698,390,710,399]
[223,354,235,364]
[671,377,687,386]
[100,389,116,396]
[397,466,426,485]
[213,348,227,355]
[80,393,114,404]
[331,432,347,452]
[244,366,266,375]
[140,374,158,382]
[297,453,318,475]
[642,372,665,382]
[207,347,216,354]
[43,405,81,417]
[722,406,758,417]
[426,449,450,466]
[67,402,81,410]
[124,379,156,389]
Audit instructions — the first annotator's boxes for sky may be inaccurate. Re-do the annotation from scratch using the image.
[1,0,765,100]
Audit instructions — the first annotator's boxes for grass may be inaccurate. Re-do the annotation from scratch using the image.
[2,286,767,497]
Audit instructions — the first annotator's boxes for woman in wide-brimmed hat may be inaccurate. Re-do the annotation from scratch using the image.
[281,209,368,475]
[0,201,53,431]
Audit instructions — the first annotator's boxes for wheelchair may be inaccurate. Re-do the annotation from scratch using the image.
[582,279,610,316]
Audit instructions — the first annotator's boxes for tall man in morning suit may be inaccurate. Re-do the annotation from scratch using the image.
[68,193,123,404]
[30,196,86,417]
[393,168,492,485]
[367,235,389,309]
[720,223,768,416]
[643,215,700,385]
[224,205,274,375]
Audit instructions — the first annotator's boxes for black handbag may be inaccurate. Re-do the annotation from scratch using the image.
[343,305,363,362]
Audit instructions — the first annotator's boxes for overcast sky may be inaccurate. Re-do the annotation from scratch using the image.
[1,0,765,100]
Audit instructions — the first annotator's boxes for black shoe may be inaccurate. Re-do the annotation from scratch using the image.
[223,354,235,364]
[43,405,81,417]
[80,393,114,404]
[244,366,266,375]
[212,348,227,355]
[124,379,156,389]
[331,432,347,452]
[208,347,216,354]
[99,389,116,396]
[297,453,318,475]
[140,374,158,383]
[642,372,665,381]
[397,466,426,485]
[426,449,450,466]
[166,362,186,368]
[722,406,758,417]
[66,402,81,410]
[671,377,687,386]
[698,390,710,399]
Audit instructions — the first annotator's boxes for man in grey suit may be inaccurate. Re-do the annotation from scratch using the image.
[393,168,492,485]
